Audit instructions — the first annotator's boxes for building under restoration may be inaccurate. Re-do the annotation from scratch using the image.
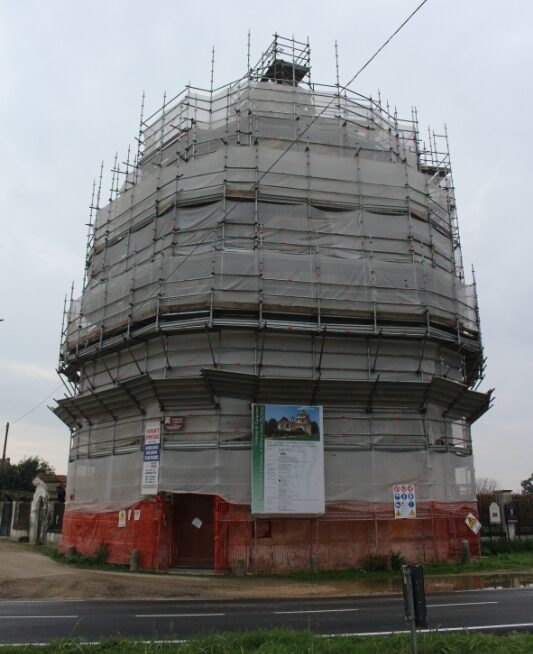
[53,36,492,572]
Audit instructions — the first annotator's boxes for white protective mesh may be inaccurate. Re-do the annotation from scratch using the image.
[66,81,476,352]
[59,78,484,516]
[65,448,475,513]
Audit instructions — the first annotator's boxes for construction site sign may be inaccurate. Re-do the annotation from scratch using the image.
[393,483,416,519]
[465,512,482,534]
[251,404,325,516]
[141,420,161,495]
[163,416,185,432]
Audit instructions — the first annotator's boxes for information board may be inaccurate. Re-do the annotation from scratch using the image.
[252,404,325,516]
[393,483,416,519]
[141,420,161,495]
[163,416,185,432]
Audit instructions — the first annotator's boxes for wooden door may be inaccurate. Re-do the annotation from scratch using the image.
[173,494,214,568]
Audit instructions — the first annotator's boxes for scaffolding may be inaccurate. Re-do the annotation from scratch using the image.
[53,35,492,515]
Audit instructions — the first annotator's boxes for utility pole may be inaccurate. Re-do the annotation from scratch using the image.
[1,422,9,495]
[1,422,9,467]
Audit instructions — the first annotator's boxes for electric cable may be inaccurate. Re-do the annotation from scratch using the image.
[11,384,63,425]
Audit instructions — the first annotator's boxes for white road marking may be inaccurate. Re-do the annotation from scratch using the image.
[0,604,87,606]
[275,608,360,615]
[428,601,499,608]
[320,622,533,637]
[3,622,533,647]
[135,612,225,618]
[0,615,78,619]
[0,641,187,648]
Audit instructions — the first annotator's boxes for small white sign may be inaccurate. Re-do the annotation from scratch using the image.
[393,483,416,519]
[465,512,482,534]
[164,416,185,432]
[144,421,161,444]
[489,502,501,525]
[118,510,126,528]
[191,517,203,529]
[141,461,160,495]
[141,421,161,495]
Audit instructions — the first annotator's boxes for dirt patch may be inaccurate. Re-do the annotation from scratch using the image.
[0,539,382,600]
[5,539,528,601]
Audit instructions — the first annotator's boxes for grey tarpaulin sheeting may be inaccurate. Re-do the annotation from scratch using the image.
[69,80,466,356]
[56,78,488,516]
[65,448,475,513]
[58,330,468,396]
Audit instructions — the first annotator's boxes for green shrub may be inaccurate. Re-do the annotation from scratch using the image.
[45,543,110,567]
[93,543,109,563]
[390,552,406,571]
[360,554,391,571]
[360,552,407,572]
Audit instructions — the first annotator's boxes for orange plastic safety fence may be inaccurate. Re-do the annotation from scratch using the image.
[214,499,480,573]
[61,497,480,574]
[61,499,164,569]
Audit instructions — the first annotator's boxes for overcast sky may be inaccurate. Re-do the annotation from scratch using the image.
[0,0,531,491]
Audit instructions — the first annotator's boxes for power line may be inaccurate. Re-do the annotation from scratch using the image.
[224,0,430,217]
[11,384,63,425]
[342,0,429,91]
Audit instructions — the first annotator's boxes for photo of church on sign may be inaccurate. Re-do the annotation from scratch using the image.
[263,405,321,441]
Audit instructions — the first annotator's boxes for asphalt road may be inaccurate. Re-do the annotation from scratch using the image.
[0,587,532,644]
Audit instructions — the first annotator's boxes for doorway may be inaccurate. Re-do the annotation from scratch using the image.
[0,502,12,536]
[173,494,214,568]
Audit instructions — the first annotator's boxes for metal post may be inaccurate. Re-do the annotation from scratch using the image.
[402,564,427,654]
[402,565,418,654]
[130,549,140,571]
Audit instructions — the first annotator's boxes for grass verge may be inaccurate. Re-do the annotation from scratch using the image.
[254,550,533,582]
[1,629,533,653]
[40,542,533,578]
[42,546,131,573]
[424,551,533,575]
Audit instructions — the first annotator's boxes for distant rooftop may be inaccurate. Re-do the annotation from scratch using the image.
[33,473,67,485]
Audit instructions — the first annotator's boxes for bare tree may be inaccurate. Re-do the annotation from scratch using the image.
[476,477,499,494]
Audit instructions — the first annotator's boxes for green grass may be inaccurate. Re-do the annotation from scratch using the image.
[482,539,533,555]
[1,630,533,653]
[251,551,533,583]
[41,541,533,578]
[42,546,131,573]
[424,551,533,575]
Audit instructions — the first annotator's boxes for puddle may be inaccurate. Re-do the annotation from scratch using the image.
[315,573,533,595]
[425,573,533,592]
